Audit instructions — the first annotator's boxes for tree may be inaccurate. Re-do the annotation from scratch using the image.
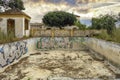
[0,0,25,10]
[42,11,77,28]
[0,1,2,5]
[92,18,102,29]
[74,20,86,30]
[91,14,116,34]
[9,0,25,10]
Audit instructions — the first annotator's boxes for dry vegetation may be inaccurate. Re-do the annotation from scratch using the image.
[94,28,120,43]
[0,31,30,44]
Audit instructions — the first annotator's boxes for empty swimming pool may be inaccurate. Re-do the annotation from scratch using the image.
[0,50,115,80]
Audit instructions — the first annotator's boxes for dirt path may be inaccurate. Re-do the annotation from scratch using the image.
[0,50,115,80]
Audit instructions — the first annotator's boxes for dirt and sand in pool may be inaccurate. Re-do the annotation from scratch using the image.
[0,50,115,80]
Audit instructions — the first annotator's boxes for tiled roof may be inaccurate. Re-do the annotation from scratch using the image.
[0,9,31,19]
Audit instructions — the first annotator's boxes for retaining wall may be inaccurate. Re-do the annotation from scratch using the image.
[0,38,39,72]
[36,37,86,50]
[85,38,120,68]
[0,37,120,72]
[0,37,86,72]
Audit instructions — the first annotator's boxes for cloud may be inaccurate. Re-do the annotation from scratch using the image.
[23,0,120,23]
[23,0,77,22]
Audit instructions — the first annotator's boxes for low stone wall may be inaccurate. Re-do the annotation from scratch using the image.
[85,38,120,68]
[31,29,101,37]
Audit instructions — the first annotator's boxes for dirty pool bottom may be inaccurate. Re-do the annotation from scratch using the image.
[0,50,115,80]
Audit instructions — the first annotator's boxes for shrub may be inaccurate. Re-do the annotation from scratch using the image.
[0,31,15,43]
[92,14,116,34]
[94,29,120,43]
[95,30,111,40]
[74,20,86,30]
[111,28,120,43]
[42,11,77,28]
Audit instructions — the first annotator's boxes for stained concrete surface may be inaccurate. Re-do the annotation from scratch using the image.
[0,50,115,80]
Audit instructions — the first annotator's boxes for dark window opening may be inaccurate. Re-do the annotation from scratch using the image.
[25,19,29,30]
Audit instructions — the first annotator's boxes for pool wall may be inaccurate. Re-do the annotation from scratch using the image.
[0,37,120,72]
[85,38,120,69]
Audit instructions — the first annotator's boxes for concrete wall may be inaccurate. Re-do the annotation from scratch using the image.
[0,37,120,72]
[0,37,86,72]
[0,18,7,34]
[85,38,120,68]
[0,41,27,67]
[26,20,30,37]
[36,37,85,50]
[0,17,30,38]
[15,18,24,38]
[0,38,39,72]
[0,17,24,36]
[31,29,102,37]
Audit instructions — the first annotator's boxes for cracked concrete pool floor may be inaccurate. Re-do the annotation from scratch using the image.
[0,50,115,80]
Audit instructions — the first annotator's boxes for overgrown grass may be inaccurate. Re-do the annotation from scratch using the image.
[0,28,120,44]
[0,31,16,44]
[111,29,120,43]
[0,31,30,44]
[94,28,120,43]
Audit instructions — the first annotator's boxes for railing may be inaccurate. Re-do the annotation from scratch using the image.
[30,28,102,37]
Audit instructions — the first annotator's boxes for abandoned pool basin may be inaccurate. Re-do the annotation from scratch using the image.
[0,50,116,80]
[0,37,120,75]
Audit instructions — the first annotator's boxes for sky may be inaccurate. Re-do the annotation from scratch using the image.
[23,0,120,24]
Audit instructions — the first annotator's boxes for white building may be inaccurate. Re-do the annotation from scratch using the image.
[0,9,31,38]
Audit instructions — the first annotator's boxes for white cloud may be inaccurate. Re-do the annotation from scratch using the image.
[23,0,120,23]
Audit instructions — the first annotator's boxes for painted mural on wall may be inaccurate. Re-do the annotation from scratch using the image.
[37,37,85,49]
[0,41,28,68]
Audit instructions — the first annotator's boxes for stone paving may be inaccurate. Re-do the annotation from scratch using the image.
[0,50,115,80]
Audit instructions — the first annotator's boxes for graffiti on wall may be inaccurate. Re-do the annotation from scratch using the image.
[0,41,28,67]
[37,37,85,49]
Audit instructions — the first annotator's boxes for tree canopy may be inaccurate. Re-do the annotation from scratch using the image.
[42,11,77,27]
[74,20,86,30]
[91,14,116,34]
[0,0,25,10]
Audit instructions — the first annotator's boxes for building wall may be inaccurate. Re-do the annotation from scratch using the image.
[15,17,25,38]
[25,20,30,37]
[0,18,7,34]
[0,17,30,38]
